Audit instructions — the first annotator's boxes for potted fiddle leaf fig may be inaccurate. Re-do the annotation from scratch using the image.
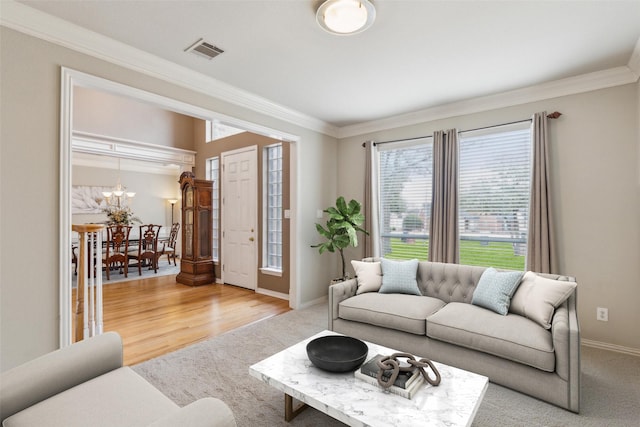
[312,196,369,281]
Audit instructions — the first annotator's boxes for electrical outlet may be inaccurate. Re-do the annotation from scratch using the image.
[596,307,608,322]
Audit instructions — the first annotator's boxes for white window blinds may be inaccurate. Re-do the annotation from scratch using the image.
[378,139,432,260]
[458,123,532,270]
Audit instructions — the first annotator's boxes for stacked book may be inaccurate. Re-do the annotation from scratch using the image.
[355,354,425,399]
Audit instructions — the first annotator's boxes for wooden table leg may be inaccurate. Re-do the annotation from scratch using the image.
[285,393,308,422]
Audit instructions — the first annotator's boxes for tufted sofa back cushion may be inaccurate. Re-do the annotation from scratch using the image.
[363,258,486,304]
[417,261,487,303]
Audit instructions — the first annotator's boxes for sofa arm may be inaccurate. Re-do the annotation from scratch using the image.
[0,331,123,421]
[148,398,236,427]
[551,286,580,412]
[328,278,358,330]
[551,303,570,380]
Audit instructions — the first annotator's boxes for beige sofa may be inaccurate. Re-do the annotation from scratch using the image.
[0,332,236,427]
[329,259,580,412]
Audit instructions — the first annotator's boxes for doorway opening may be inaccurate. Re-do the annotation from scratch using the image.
[59,68,300,348]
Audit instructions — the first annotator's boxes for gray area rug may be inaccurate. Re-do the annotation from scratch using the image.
[134,303,640,426]
[72,262,179,288]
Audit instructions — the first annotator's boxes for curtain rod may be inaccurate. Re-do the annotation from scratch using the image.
[362,111,562,147]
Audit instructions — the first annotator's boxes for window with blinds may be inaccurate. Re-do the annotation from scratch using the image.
[265,144,283,271]
[378,139,432,260]
[206,157,220,261]
[458,123,532,270]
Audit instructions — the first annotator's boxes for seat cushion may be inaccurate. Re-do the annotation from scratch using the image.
[426,302,555,372]
[3,367,178,427]
[339,293,445,335]
[102,252,126,261]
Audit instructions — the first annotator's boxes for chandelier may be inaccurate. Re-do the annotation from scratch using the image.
[102,159,135,208]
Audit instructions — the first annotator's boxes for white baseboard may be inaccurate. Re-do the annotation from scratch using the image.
[297,295,328,310]
[254,287,327,310]
[255,287,289,301]
[582,339,640,357]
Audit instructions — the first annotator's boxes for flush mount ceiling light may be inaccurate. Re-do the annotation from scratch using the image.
[316,0,376,35]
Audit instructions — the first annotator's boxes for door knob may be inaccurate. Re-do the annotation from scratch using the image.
[249,237,255,242]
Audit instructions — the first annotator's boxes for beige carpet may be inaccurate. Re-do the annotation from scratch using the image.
[133,303,640,427]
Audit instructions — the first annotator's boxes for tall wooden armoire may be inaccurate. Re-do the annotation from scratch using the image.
[176,171,215,286]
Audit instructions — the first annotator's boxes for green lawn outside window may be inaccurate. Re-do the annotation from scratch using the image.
[384,238,525,270]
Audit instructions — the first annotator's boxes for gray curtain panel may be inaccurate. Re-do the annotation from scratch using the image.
[527,112,557,273]
[363,141,373,258]
[429,129,459,263]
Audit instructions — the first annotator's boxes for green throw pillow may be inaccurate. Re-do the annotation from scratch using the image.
[378,258,421,296]
[471,267,524,315]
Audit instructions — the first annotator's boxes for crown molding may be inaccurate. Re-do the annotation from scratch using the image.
[0,1,338,138]
[338,65,639,139]
[72,130,196,167]
[72,152,182,176]
[627,36,640,79]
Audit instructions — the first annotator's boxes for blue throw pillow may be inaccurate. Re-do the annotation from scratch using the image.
[471,267,524,315]
[378,258,421,296]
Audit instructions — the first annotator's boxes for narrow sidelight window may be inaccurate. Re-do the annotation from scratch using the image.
[264,144,283,270]
[206,157,220,262]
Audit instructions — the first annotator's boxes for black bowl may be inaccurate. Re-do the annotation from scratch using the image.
[306,335,368,373]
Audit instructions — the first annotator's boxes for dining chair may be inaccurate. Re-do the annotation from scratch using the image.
[130,224,162,275]
[102,225,132,280]
[160,223,180,266]
[71,245,78,276]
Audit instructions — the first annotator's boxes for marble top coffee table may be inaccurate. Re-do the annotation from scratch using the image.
[249,330,488,427]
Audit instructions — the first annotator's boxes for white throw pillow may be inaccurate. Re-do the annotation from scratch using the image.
[351,260,383,294]
[509,271,577,329]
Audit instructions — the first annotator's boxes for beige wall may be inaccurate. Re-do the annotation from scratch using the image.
[338,83,640,351]
[195,132,291,294]
[0,27,338,371]
[72,165,181,230]
[74,86,198,150]
[72,85,201,255]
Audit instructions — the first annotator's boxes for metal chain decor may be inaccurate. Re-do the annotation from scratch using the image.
[376,352,442,388]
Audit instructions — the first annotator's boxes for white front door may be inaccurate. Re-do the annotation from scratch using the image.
[222,146,258,290]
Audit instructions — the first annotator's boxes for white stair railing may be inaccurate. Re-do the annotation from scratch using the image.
[72,224,105,341]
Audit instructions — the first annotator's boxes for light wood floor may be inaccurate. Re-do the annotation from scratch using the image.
[73,274,290,365]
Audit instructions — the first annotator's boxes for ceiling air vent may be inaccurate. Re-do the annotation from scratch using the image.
[185,38,224,60]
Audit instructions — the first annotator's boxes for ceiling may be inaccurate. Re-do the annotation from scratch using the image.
[13,1,640,128]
